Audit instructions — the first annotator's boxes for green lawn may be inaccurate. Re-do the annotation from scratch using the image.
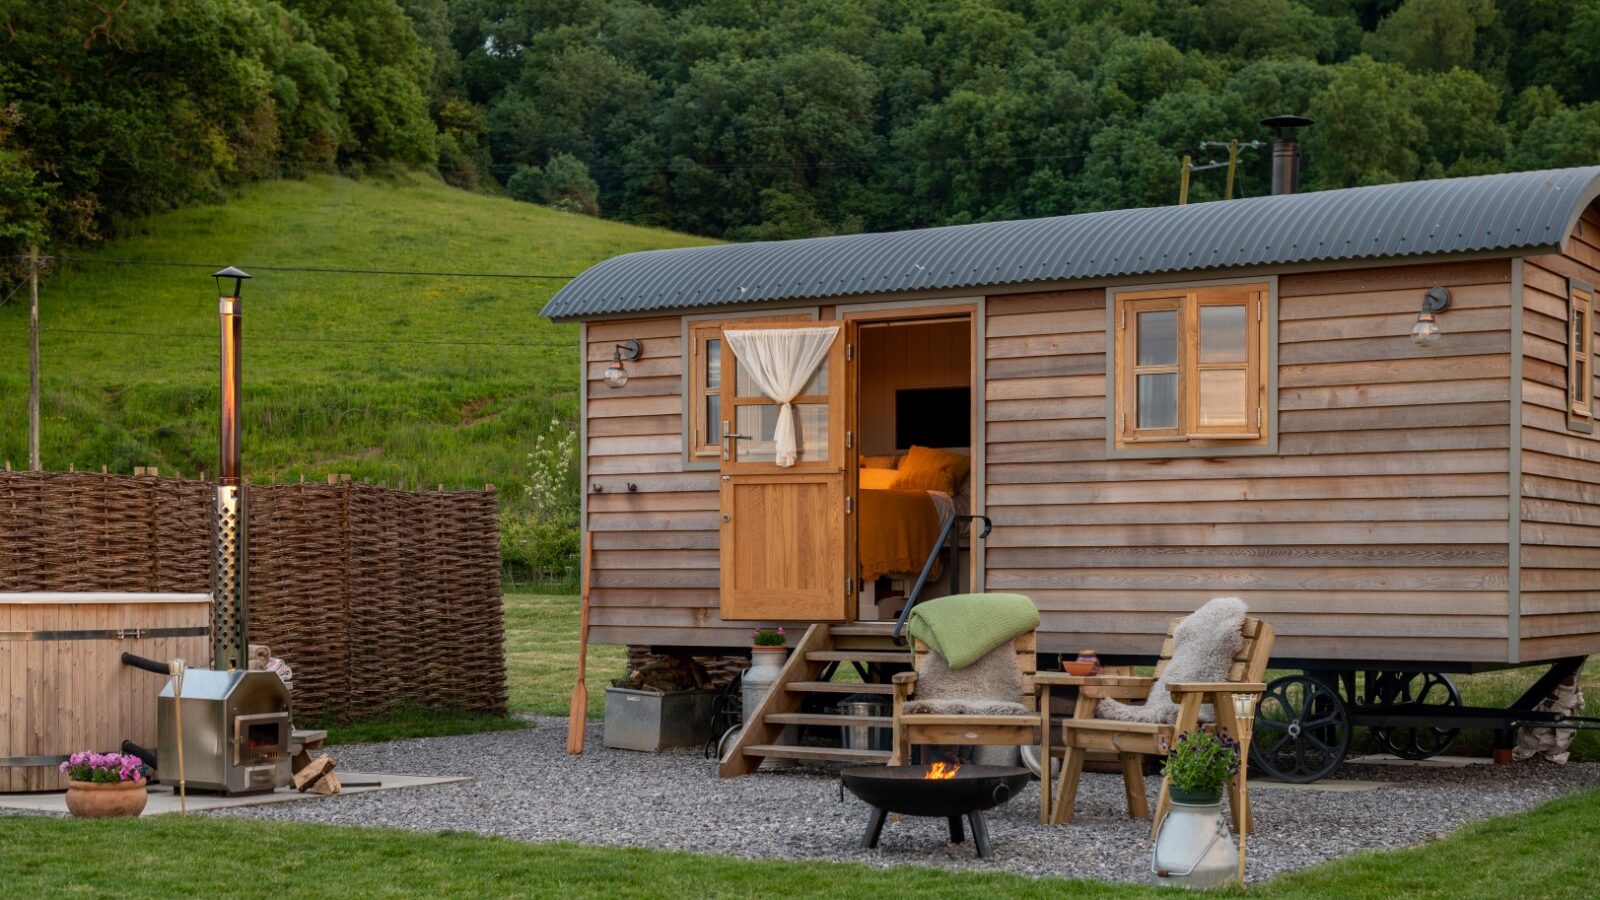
[504,590,627,720]
[0,173,712,499]
[1,788,1596,898]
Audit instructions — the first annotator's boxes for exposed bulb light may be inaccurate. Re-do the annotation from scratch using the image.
[603,339,641,389]
[1411,311,1441,347]
[1411,286,1451,348]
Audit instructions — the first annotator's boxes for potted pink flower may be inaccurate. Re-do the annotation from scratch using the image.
[59,751,150,818]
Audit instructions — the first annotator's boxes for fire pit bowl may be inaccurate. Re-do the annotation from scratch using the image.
[840,764,1030,859]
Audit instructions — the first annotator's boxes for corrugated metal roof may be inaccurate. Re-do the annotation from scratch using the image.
[541,166,1600,320]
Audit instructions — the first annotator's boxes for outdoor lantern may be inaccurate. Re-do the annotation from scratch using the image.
[1231,691,1258,887]
[1411,285,1451,347]
[604,339,641,388]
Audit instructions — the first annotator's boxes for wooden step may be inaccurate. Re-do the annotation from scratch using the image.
[805,650,911,664]
[830,623,897,637]
[743,744,890,764]
[766,712,892,727]
[787,681,894,695]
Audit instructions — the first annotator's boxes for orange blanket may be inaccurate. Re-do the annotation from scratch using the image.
[858,488,945,581]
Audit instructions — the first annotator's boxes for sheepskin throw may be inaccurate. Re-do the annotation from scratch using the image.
[902,641,1029,717]
[1096,597,1248,725]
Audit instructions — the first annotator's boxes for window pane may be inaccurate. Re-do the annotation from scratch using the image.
[739,352,828,397]
[736,359,762,397]
[736,402,829,462]
[801,356,829,396]
[1200,305,1247,362]
[1136,310,1177,366]
[1198,370,1248,427]
[736,403,779,456]
[1136,373,1178,429]
[705,395,722,445]
[794,402,829,460]
[705,338,721,389]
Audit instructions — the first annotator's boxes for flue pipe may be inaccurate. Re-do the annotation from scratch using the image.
[213,266,251,670]
[1260,115,1313,195]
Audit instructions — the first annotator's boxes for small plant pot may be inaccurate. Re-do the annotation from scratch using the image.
[1167,785,1224,806]
[65,779,148,818]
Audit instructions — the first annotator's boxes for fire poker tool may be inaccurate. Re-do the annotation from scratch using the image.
[169,657,187,814]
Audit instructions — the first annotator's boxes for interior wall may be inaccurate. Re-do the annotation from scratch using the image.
[858,319,971,455]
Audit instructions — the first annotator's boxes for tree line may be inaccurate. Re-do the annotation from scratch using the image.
[454,0,1600,238]
[5,0,1600,273]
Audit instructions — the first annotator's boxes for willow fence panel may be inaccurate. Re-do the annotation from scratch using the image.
[0,471,506,721]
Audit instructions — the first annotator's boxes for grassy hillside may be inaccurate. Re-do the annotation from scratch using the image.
[0,173,711,505]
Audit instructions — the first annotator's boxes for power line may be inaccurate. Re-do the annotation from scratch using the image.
[0,326,579,351]
[585,151,1090,175]
[18,255,579,280]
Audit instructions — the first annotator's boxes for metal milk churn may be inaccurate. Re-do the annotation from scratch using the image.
[1150,797,1238,889]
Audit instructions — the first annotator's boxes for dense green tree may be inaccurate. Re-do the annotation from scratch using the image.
[6,0,1600,260]
[1364,0,1496,73]
[1304,57,1427,187]
[286,0,439,167]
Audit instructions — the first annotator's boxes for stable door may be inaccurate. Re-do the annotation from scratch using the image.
[718,321,855,622]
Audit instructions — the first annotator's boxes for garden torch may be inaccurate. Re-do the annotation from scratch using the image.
[213,266,251,671]
[169,657,187,814]
[1231,692,1258,886]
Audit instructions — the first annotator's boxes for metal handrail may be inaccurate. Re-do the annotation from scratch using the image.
[891,513,992,645]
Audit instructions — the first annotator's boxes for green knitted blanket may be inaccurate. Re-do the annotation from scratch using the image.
[908,593,1039,670]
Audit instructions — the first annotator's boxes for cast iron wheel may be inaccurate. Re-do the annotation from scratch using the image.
[1366,670,1462,760]
[1252,673,1350,783]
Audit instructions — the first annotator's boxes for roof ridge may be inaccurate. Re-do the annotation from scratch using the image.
[544,165,1600,320]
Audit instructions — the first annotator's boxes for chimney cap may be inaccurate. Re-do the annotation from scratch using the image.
[1261,115,1314,136]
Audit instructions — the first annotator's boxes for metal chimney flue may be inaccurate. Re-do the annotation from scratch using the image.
[212,266,251,671]
[1260,115,1313,195]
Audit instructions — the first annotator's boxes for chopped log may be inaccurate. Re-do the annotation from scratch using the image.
[310,770,342,795]
[293,753,335,792]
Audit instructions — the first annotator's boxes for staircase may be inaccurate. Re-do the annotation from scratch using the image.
[718,622,911,777]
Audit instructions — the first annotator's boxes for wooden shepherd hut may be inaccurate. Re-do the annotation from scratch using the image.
[544,165,1600,774]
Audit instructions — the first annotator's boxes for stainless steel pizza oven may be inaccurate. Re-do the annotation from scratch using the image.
[157,668,291,795]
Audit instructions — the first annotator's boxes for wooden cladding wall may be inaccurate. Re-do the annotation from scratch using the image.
[0,472,506,720]
[1519,205,1600,660]
[984,260,1516,664]
[585,317,728,646]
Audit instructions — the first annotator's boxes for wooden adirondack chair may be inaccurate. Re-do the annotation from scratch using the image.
[1041,616,1274,833]
[890,631,1043,767]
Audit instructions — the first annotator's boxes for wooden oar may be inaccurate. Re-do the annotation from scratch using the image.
[566,530,594,754]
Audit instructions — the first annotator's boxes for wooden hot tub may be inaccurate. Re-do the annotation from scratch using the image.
[0,592,210,792]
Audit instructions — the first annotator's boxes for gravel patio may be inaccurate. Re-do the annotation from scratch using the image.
[204,717,1600,884]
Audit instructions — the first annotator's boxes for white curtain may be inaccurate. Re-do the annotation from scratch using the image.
[724,326,839,466]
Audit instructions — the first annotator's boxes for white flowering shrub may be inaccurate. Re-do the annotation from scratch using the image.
[502,418,580,588]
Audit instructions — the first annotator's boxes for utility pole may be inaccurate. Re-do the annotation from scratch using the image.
[27,245,39,471]
[1181,139,1262,204]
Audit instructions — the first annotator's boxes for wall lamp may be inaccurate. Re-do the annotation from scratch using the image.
[603,339,642,388]
[1411,286,1451,347]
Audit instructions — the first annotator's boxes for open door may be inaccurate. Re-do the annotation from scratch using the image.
[718,321,855,622]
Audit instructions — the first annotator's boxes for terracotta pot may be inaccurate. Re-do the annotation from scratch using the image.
[65,779,148,818]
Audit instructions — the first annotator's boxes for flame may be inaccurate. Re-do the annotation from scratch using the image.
[923,762,960,780]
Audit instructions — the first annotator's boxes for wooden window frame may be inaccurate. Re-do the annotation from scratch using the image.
[1111,281,1271,453]
[1569,279,1595,434]
[682,309,817,467]
[688,322,724,458]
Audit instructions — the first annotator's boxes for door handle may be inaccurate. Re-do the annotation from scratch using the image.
[720,429,753,460]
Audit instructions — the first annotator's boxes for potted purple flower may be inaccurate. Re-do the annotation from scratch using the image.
[59,751,150,818]
[746,627,790,699]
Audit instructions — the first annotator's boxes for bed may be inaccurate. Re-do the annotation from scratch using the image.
[857,446,971,583]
